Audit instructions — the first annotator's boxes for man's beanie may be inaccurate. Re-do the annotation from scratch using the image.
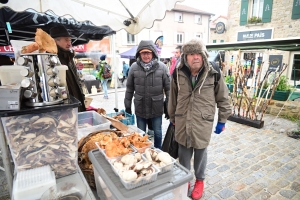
[100,55,106,60]
[50,25,71,38]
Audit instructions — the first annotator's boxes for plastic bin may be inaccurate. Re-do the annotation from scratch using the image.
[0,96,81,178]
[78,111,111,140]
[0,65,26,85]
[89,149,193,200]
[107,109,135,125]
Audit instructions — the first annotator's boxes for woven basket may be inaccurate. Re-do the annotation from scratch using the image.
[78,129,120,189]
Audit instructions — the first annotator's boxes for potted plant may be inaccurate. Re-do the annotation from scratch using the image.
[248,16,262,24]
[225,75,234,93]
[259,75,291,101]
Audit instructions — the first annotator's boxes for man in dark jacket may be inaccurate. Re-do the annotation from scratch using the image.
[50,25,86,112]
[124,40,170,149]
[168,39,231,199]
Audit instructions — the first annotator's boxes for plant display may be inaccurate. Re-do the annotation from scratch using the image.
[225,75,235,84]
[248,16,262,24]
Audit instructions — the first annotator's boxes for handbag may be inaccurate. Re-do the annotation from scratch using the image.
[161,123,178,159]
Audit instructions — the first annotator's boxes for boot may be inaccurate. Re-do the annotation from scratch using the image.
[191,180,204,200]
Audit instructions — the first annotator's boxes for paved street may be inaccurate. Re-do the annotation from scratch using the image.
[1,87,300,199]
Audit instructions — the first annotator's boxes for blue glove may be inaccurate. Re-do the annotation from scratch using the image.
[214,122,225,134]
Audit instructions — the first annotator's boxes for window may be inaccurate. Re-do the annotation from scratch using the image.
[194,15,202,24]
[251,0,264,19]
[291,54,300,81]
[176,33,184,44]
[220,40,224,43]
[213,40,216,43]
[127,33,135,44]
[174,12,183,22]
[240,0,273,25]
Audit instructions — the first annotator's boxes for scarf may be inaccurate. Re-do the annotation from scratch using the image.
[138,58,156,71]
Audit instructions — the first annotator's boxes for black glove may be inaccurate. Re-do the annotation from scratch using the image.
[125,108,132,115]
[164,100,169,119]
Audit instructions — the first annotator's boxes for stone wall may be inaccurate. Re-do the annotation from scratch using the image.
[265,100,300,119]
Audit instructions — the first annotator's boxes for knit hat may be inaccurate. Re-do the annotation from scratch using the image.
[100,55,106,60]
[50,25,71,38]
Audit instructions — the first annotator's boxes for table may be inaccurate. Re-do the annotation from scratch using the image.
[84,80,101,94]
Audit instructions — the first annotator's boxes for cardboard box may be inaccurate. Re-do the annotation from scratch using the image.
[0,84,21,110]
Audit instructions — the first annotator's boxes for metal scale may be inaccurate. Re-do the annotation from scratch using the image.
[17,53,68,107]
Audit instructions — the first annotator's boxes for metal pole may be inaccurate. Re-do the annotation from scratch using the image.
[0,121,13,198]
[111,34,118,110]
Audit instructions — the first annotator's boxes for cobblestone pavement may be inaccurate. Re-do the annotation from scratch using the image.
[1,87,300,199]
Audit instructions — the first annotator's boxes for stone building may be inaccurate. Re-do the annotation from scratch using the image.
[210,0,300,86]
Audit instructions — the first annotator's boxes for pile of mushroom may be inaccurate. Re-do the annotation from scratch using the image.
[144,148,173,168]
[111,153,155,182]
[2,108,78,178]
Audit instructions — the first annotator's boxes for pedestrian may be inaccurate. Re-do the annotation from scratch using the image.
[168,39,231,199]
[121,61,129,84]
[169,45,182,75]
[124,40,170,149]
[50,25,86,112]
[97,55,109,99]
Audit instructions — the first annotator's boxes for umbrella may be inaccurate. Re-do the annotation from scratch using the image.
[0,6,116,46]
[2,0,184,34]
[119,46,137,59]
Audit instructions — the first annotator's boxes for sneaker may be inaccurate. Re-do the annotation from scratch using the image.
[191,180,204,200]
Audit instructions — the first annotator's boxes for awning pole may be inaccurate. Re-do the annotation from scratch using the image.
[111,34,118,110]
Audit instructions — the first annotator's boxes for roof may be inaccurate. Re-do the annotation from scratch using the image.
[172,4,215,16]
[206,37,300,51]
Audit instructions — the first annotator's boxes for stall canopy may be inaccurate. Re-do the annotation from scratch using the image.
[119,46,137,59]
[206,37,300,51]
[2,0,184,35]
[0,6,116,46]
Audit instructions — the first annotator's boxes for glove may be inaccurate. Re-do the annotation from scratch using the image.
[125,108,132,115]
[214,122,225,134]
[164,100,169,119]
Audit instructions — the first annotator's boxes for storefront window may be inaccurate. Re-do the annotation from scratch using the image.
[291,54,300,82]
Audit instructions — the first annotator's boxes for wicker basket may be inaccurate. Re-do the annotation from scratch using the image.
[78,129,120,189]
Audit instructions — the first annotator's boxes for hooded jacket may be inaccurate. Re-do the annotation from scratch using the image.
[57,46,86,112]
[168,39,231,149]
[124,40,170,119]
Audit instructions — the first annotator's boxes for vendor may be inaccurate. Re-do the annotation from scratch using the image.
[50,25,86,112]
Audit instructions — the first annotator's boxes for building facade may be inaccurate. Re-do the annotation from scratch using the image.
[222,0,300,85]
[115,4,214,59]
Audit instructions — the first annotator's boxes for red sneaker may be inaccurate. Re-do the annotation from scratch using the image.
[191,180,204,200]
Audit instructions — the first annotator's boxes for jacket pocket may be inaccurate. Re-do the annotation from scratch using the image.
[151,94,164,115]
[201,110,214,122]
[134,93,143,113]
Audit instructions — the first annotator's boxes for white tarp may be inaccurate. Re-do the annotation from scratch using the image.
[2,0,184,34]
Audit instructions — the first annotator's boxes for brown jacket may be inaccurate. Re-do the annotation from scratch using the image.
[168,63,231,149]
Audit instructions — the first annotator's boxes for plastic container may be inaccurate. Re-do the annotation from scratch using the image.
[127,125,145,136]
[95,142,135,161]
[40,179,87,200]
[13,165,56,200]
[107,109,135,125]
[78,111,111,140]
[89,149,193,200]
[0,97,80,178]
[0,65,26,85]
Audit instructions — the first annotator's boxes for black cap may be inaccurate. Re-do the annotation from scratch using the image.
[50,25,71,38]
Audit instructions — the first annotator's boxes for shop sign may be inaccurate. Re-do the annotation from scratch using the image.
[73,44,87,52]
[268,55,283,72]
[237,29,273,41]
[215,22,225,34]
[0,46,14,52]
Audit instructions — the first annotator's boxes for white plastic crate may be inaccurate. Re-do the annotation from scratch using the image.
[78,111,111,140]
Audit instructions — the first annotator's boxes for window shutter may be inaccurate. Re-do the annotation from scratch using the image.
[292,0,300,19]
[262,0,273,22]
[213,40,217,43]
[240,0,249,26]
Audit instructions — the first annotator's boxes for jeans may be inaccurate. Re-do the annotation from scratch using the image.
[136,115,162,149]
[101,79,108,97]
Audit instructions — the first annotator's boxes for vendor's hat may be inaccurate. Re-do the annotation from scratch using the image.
[139,49,152,53]
[50,25,71,38]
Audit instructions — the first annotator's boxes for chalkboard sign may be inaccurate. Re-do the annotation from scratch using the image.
[268,55,283,72]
